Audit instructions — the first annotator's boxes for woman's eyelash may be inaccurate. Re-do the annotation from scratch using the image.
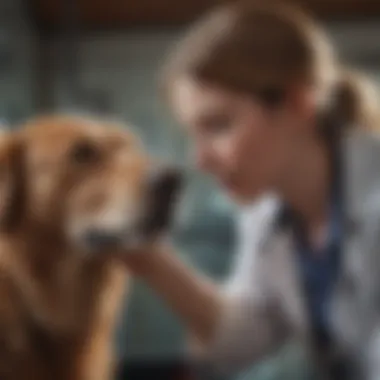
[202,115,232,129]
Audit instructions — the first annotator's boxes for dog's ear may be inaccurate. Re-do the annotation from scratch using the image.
[0,134,25,231]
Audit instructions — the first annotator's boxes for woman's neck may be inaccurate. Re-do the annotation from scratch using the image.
[278,137,332,228]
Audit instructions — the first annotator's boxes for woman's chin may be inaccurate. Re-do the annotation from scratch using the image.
[225,186,264,206]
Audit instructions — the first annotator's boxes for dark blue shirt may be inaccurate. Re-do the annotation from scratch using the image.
[275,140,349,378]
[277,187,346,380]
[281,156,348,379]
[293,195,343,348]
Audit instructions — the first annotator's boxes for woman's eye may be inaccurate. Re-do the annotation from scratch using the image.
[202,115,233,134]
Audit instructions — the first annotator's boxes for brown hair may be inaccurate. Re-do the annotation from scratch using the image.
[161,1,379,135]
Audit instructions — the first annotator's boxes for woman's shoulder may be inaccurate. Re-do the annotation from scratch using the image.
[345,130,380,210]
[345,128,380,163]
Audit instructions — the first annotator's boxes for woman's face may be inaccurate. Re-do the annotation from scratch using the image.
[171,77,314,203]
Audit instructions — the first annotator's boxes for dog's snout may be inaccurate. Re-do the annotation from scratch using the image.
[83,229,123,251]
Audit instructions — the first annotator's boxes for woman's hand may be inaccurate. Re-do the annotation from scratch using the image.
[116,240,222,345]
[117,240,168,276]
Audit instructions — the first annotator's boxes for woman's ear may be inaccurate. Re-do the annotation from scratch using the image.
[0,134,25,231]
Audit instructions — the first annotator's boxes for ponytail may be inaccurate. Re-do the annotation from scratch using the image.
[318,66,379,147]
[331,67,379,131]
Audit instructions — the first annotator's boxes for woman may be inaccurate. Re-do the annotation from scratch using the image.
[123,2,380,379]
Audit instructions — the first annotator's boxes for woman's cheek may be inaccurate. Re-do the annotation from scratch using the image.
[223,133,244,170]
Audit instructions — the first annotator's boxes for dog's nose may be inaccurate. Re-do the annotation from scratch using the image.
[83,229,123,251]
[142,166,183,235]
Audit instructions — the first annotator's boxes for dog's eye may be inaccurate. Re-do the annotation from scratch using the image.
[70,141,99,164]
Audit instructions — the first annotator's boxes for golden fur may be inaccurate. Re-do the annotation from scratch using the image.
[0,115,150,380]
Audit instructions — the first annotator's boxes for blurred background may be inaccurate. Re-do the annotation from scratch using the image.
[2,0,380,379]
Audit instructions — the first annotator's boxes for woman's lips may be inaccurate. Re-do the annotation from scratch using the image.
[219,174,238,189]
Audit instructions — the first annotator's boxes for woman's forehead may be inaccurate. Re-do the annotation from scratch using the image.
[171,77,245,121]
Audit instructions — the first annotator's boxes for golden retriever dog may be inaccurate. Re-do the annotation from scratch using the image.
[0,115,181,380]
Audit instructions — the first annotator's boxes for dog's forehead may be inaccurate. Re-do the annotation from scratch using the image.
[20,116,138,154]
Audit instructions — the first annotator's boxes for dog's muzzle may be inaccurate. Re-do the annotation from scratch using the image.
[82,166,183,253]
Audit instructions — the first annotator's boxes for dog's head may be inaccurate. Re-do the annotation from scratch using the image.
[0,115,182,254]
